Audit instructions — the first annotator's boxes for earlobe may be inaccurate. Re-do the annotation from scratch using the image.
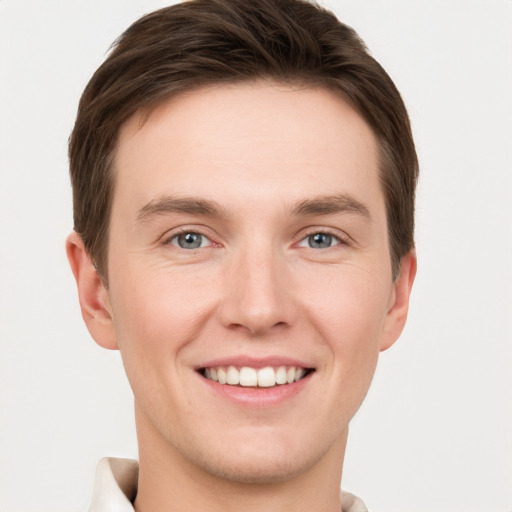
[380,250,417,351]
[66,232,119,350]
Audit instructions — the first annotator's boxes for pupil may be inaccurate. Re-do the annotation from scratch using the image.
[179,232,201,249]
[310,233,331,248]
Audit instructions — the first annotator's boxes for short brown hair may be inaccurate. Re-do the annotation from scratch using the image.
[69,0,418,283]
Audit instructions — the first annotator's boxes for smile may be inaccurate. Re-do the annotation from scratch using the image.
[200,365,313,388]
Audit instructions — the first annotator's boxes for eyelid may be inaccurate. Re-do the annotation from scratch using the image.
[169,232,212,248]
[161,225,219,248]
[159,225,352,249]
[295,227,352,248]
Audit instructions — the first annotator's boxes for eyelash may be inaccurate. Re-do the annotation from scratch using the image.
[163,227,350,251]
[296,229,350,249]
[165,228,215,250]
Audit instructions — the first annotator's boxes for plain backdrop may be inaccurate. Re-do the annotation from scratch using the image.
[0,1,511,511]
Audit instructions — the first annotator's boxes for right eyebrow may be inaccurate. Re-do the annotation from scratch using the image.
[135,195,227,223]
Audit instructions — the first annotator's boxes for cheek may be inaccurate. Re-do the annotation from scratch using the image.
[106,263,220,427]
[300,264,391,360]
[108,260,217,367]
[320,274,388,411]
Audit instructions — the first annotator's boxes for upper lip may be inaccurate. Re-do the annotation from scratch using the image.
[195,356,314,370]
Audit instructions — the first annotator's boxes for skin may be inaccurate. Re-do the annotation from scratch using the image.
[67,82,416,512]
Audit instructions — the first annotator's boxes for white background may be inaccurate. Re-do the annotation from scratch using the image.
[0,1,511,511]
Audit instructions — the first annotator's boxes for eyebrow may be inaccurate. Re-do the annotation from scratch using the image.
[291,194,371,220]
[136,193,371,223]
[136,196,227,222]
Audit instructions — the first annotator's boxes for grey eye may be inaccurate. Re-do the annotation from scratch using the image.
[171,232,208,249]
[304,232,339,249]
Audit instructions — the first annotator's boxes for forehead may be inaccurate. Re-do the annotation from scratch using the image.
[113,82,383,217]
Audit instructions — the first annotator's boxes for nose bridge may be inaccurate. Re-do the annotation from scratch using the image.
[220,234,293,335]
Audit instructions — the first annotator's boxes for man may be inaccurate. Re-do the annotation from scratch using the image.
[66,0,417,510]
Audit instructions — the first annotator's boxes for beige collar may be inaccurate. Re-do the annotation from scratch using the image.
[88,457,369,512]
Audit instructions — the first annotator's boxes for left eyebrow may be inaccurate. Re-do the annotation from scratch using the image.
[291,194,371,220]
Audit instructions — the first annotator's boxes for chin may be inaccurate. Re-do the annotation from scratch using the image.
[174,426,339,485]
[192,449,322,485]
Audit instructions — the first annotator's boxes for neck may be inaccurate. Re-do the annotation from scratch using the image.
[133,405,347,512]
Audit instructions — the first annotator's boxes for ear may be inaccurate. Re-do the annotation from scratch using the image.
[380,250,417,352]
[66,232,119,350]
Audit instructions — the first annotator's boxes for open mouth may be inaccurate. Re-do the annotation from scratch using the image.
[199,365,314,388]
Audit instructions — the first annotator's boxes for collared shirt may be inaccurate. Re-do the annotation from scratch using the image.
[88,457,369,512]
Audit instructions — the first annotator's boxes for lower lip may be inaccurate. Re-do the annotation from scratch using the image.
[200,373,312,408]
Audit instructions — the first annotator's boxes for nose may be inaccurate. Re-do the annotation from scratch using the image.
[218,241,297,336]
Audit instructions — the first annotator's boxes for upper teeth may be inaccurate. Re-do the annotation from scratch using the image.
[204,365,307,387]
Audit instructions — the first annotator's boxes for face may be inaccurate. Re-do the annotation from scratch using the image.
[70,82,415,484]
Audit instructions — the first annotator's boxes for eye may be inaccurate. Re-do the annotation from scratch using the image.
[298,232,341,249]
[168,232,212,250]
